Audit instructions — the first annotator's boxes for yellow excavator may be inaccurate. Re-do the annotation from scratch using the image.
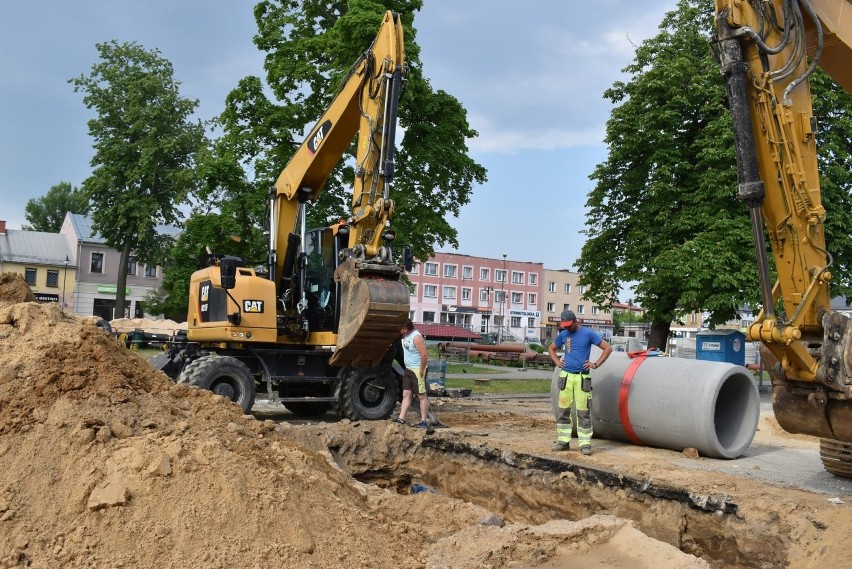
[713,0,852,475]
[152,11,411,420]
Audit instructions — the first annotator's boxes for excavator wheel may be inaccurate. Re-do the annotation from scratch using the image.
[179,355,256,414]
[820,438,852,478]
[339,367,400,421]
[331,259,409,368]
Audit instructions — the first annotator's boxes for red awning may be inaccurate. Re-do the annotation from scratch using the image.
[416,323,482,341]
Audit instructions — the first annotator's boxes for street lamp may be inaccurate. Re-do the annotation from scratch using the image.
[499,253,507,343]
[61,255,69,313]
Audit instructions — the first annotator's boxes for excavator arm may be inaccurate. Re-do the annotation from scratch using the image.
[714,0,852,469]
[268,10,409,366]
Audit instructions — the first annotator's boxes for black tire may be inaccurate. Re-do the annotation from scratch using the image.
[339,367,400,421]
[283,402,333,417]
[179,355,256,413]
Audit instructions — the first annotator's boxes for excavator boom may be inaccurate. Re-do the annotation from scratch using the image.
[714,0,852,475]
[269,10,409,368]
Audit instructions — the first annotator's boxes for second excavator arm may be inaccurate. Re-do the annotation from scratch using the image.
[714,0,852,451]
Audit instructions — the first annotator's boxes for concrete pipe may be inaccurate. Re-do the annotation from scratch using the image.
[552,352,760,459]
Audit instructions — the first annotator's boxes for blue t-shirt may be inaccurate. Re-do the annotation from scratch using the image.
[552,327,603,374]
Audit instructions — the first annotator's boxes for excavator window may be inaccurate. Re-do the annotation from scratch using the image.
[304,227,338,332]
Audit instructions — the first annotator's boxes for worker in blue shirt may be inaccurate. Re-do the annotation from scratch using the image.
[548,309,612,455]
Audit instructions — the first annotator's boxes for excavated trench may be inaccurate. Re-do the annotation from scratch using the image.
[311,427,789,569]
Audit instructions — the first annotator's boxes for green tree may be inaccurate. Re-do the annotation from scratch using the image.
[23,182,89,232]
[70,41,207,318]
[576,0,852,349]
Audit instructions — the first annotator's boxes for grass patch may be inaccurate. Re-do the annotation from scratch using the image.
[444,363,506,375]
[444,378,551,394]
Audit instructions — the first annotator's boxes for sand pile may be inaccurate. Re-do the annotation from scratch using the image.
[0,273,478,568]
[109,317,187,334]
[0,273,710,568]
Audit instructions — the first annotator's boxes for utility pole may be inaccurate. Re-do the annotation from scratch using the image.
[61,255,69,312]
[499,253,507,343]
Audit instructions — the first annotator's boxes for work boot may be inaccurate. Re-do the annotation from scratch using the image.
[580,446,592,456]
[552,441,570,451]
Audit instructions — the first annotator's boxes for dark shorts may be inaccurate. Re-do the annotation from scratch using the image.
[402,369,425,394]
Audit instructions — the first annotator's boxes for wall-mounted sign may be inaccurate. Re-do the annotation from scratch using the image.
[97,285,131,294]
[34,293,59,302]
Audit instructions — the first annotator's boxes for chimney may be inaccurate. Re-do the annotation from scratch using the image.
[0,220,6,234]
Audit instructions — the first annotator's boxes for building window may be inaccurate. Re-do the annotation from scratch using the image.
[91,252,104,274]
[127,256,137,277]
[592,306,599,315]
[529,273,538,285]
[480,268,490,281]
[528,293,536,305]
[423,311,435,323]
[564,283,571,294]
[511,316,521,327]
[443,264,457,278]
[46,270,59,287]
[410,284,417,297]
[579,285,586,294]
[547,302,555,312]
[495,291,506,304]
[548,281,555,292]
[461,287,472,300]
[409,263,419,274]
[462,266,473,280]
[527,317,535,328]
[511,271,523,284]
[479,288,490,301]
[24,268,37,285]
[578,305,585,314]
[144,265,157,277]
[496,269,506,283]
[442,286,456,300]
[511,292,522,304]
[424,284,437,298]
[424,262,438,276]
[563,303,570,311]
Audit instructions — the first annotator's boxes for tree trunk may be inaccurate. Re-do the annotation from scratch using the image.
[114,236,133,319]
[648,319,672,351]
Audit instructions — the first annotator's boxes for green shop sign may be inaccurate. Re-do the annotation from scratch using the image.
[97,285,131,294]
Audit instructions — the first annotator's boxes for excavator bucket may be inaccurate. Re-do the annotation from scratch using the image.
[331,259,409,368]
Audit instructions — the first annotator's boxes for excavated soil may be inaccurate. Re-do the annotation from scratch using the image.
[0,272,848,567]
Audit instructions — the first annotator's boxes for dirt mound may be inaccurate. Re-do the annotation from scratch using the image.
[0,284,710,568]
[109,317,187,333]
[0,273,35,308]
[0,295,451,567]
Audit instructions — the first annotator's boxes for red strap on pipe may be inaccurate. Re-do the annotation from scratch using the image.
[619,352,647,445]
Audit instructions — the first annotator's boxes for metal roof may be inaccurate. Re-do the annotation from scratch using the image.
[0,229,73,266]
[66,212,181,243]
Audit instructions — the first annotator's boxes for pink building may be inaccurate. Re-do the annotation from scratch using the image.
[406,252,544,343]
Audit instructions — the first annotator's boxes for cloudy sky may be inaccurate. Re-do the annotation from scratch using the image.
[1,0,678,272]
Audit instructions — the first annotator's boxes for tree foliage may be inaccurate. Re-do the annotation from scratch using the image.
[576,0,852,348]
[23,181,89,232]
[70,41,206,317]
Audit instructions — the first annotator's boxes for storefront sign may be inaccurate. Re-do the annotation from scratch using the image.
[509,310,540,318]
[34,293,59,303]
[97,285,131,294]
